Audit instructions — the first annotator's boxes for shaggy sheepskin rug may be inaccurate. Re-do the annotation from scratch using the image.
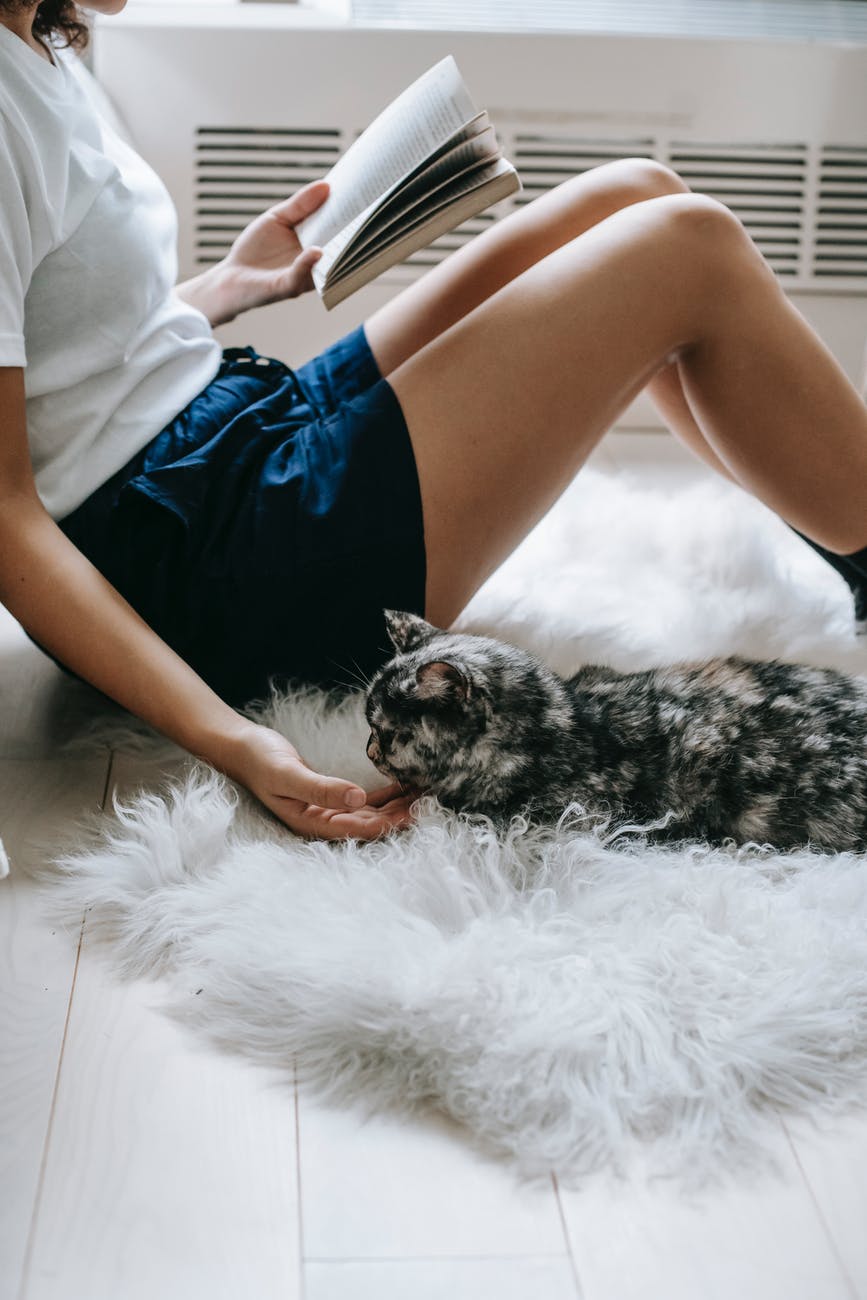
[46,457,867,1191]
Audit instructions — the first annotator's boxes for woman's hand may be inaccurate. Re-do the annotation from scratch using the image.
[221,179,331,317]
[175,180,331,327]
[217,721,420,841]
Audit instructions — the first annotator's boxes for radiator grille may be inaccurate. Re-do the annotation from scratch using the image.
[512,134,656,197]
[194,126,343,263]
[666,142,806,276]
[193,125,867,291]
[511,135,808,277]
[815,146,867,280]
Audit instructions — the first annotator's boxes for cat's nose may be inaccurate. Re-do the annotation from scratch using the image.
[366,732,380,762]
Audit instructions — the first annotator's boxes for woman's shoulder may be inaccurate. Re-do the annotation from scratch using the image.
[0,30,62,146]
[0,23,63,96]
[0,25,101,138]
[0,33,110,227]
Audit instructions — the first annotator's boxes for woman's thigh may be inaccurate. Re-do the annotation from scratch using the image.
[383,193,748,628]
[365,159,689,377]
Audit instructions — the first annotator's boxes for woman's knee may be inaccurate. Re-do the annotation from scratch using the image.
[643,192,774,294]
[549,158,693,244]
[583,156,690,205]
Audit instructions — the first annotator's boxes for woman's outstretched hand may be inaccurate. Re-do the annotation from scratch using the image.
[217,721,419,841]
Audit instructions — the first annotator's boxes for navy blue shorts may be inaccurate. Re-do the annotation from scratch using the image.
[53,324,427,706]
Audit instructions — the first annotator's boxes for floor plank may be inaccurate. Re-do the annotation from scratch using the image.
[784,1112,867,1299]
[304,1256,580,1300]
[298,1093,569,1261]
[0,756,110,1300]
[557,1123,857,1300]
[22,965,301,1300]
[20,755,301,1300]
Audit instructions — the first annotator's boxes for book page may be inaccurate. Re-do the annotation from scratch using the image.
[295,55,476,251]
[344,125,499,264]
[343,113,492,249]
[309,117,491,291]
[321,113,493,274]
[333,158,518,281]
[320,161,520,308]
[310,195,390,292]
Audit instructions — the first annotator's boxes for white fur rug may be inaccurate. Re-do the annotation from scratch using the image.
[46,459,867,1191]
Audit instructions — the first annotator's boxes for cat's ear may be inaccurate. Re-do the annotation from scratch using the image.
[383,609,439,654]
[415,660,470,704]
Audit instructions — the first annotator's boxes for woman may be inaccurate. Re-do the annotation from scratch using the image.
[2,0,866,843]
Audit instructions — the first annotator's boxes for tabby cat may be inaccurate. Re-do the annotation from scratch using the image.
[364,609,867,850]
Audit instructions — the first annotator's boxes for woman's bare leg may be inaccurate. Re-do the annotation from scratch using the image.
[366,159,738,486]
[644,361,737,482]
[374,193,867,627]
[366,159,688,372]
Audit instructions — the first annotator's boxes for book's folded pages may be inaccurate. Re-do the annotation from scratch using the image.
[295,56,521,309]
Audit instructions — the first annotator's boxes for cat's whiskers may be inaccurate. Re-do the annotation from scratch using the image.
[335,657,375,695]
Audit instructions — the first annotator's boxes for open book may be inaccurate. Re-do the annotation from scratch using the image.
[295,56,521,310]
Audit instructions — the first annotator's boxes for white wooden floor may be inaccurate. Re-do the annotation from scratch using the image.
[3,435,867,1300]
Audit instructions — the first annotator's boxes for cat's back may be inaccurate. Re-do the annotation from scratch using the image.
[558,654,867,848]
[687,655,867,729]
[567,653,867,753]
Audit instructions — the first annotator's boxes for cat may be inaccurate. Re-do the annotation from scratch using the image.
[364,609,867,851]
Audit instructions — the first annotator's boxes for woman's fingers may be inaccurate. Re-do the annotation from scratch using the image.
[267,783,419,840]
[284,764,366,812]
[270,179,330,226]
[253,741,356,812]
[275,247,322,300]
[289,800,414,841]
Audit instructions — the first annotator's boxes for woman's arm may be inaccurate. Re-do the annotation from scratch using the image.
[0,367,414,840]
[175,180,329,328]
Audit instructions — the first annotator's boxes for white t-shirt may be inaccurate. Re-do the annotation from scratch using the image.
[0,24,223,519]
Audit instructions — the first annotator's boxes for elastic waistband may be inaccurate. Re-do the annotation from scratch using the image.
[218,345,321,415]
[219,345,286,376]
